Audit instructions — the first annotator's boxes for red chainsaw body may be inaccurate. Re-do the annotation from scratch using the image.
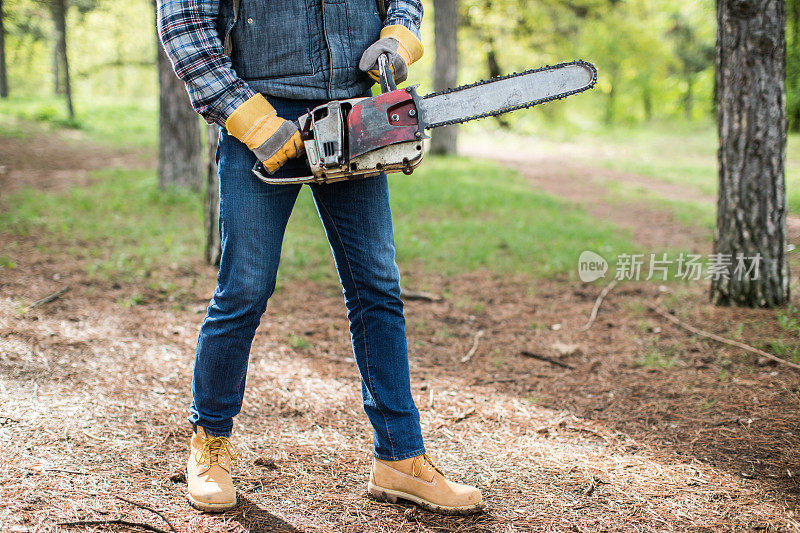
[251,87,427,185]
[347,89,422,159]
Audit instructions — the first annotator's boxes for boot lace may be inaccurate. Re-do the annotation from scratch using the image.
[411,453,444,478]
[195,435,238,469]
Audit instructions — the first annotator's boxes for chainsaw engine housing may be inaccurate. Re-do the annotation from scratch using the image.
[252,87,426,185]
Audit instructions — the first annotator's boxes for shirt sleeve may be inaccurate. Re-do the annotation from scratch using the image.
[157,0,256,126]
[384,0,423,39]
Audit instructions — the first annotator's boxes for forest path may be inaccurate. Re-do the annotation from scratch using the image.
[0,124,152,195]
[1,130,799,532]
[463,136,800,253]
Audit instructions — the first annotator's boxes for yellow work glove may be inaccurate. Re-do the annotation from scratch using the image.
[225,93,304,174]
[358,25,424,84]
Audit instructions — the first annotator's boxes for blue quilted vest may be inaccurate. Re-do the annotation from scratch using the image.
[217,0,382,100]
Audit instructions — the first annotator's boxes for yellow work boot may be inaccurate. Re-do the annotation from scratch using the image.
[186,426,238,512]
[368,453,484,515]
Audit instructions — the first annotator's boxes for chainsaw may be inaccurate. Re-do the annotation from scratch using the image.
[252,55,597,184]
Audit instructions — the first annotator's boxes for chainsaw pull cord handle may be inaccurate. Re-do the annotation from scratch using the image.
[377,53,397,94]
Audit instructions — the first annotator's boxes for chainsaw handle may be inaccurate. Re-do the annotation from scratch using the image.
[377,53,397,93]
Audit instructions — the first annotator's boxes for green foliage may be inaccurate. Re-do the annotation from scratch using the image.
[0,255,17,270]
[116,292,145,308]
[697,397,718,412]
[777,306,800,335]
[288,335,311,350]
[634,338,678,369]
[453,0,716,128]
[1,0,795,132]
[3,0,720,130]
[768,337,800,364]
[3,0,157,100]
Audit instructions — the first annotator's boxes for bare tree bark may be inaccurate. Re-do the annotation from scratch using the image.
[53,45,61,94]
[604,68,617,125]
[0,0,8,98]
[430,0,458,155]
[712,0,789,307]
[486,37,510,129]
[51,0,73,117]
[156,22,202,190]
[683,73,693,120]
[642,82,653,120]
[205,125,221,266]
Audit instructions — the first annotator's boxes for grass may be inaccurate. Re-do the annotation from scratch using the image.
[602,180,716,234]
[0,97,638,285]
[768,337,800,364]
[0,169,203,282]
[634,338,679,369]
[0,95,158,149]
[8,97,797,288]
[281,157,637,281]
[288,334,311,350]
[777,305,800,335]
[592,123,800,216]
[0,156,638,284]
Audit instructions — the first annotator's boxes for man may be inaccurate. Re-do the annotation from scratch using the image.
[157,0,483,516]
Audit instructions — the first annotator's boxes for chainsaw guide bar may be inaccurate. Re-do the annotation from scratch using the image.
[418,60,597,129]
[251,59,597,185]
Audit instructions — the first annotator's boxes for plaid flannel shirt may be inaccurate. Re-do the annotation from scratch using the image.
[157,0,423,126]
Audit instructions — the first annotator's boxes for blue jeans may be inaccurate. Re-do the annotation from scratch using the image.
[189,96,425,461]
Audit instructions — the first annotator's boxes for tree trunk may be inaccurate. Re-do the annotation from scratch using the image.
[430,0,458,155]
[642,82,653,121]
[683,73,693,120]
[711,0,789,307]
[156,29,202,190]
[53,45,61,94]
[486,38,510,129]
[205,125,222,266]
[789,0,800,131]
[605,70,617,125]
[51,0,73,117]
[0,0,8,98]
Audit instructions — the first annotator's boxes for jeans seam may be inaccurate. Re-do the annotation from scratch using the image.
[314,192,398,459]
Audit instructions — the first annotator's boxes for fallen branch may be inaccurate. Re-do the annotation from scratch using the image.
[115,496,176,532]
[520,350,575,370]
[483,377,522,384]
[401,289,443,302]
[646,302,800,372]
[579,279,618,331]
[44,468,88,475]
[0,416,19,426]
[472,374,532,385]
[58,520,171,533]
[460,330,485,363]
[26,286,70,311]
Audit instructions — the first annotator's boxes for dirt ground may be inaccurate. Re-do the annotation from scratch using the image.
[2,129,800,532]
[0,125,151,196]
